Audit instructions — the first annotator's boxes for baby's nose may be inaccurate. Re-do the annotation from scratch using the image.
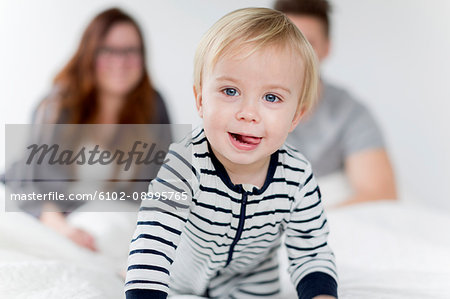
[236,99,260,123]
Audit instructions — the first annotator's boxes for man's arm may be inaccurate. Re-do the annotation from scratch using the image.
[337,148,396,207]
[337,98,396,207]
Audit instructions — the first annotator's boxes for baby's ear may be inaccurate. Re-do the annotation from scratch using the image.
[289,107,306,132]
[193,85,203,118]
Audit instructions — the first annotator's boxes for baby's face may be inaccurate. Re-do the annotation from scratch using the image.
[195,44,304,170]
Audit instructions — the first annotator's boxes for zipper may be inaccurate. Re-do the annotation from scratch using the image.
[225,190,248,267]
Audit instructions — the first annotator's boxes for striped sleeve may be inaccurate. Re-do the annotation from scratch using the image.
[284,164,338,299]
[125,142,198,298]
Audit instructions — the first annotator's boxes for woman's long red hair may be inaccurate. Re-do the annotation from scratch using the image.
[53,8,156,124]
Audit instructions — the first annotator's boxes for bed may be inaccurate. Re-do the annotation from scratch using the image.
[1,183,450,299]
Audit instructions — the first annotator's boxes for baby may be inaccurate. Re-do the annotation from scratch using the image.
[125,7,337,299]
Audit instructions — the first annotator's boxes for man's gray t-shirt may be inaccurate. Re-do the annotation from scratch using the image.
[287,80,384,177]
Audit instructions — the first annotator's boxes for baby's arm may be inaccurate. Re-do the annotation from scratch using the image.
[285,165,338,299]
[125,143,198,299]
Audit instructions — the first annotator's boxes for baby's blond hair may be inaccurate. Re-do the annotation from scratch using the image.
[193,7,319,114]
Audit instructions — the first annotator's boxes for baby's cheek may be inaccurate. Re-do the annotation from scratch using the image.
[206,105,228,124]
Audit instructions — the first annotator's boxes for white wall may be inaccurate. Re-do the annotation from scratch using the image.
[1,0,449,209]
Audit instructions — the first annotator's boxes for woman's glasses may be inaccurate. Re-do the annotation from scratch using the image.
[96,46,142,64]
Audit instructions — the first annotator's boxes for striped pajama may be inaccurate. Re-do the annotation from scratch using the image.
[125,128,337,299]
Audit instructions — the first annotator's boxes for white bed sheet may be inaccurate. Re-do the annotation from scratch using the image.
[279,200,450,299]
[2,185,450,298]
[0,185,124,299]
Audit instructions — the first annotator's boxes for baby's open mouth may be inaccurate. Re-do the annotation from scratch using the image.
[229,132,262,145]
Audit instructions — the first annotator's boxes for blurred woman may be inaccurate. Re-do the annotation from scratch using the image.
[26,8,171,252]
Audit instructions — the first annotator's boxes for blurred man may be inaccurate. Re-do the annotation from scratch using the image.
[275,0,397,206]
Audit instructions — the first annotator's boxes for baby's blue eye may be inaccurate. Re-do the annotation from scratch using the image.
[224,88,239,96]
[264,94,280,103]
